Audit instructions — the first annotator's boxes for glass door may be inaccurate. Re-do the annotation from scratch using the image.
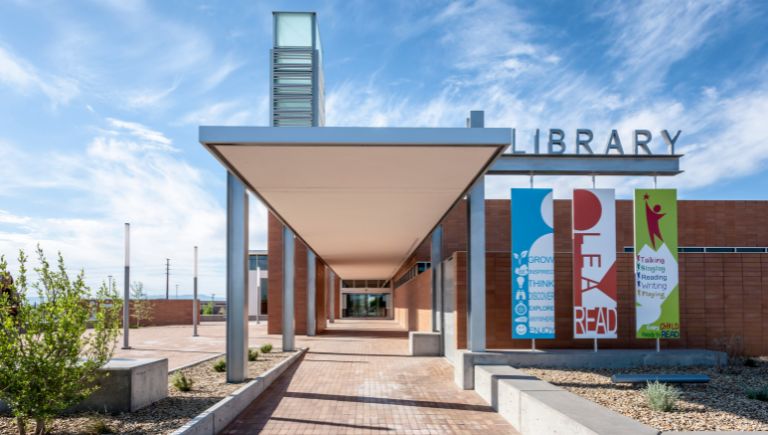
[344,293,388,317]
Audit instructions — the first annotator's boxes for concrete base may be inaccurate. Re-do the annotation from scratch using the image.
[408,331,441,356]
[73,358,168,413]
[0,358,168,415]
[455,348,726,389]
[474,365,656,435]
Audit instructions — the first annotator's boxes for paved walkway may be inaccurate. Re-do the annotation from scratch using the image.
[223,319,516,434]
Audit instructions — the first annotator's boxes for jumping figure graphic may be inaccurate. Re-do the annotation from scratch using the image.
[644,193,666,249]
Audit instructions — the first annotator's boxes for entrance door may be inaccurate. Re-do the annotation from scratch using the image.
[344,293,388,317]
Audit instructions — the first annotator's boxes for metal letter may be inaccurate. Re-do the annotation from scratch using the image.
[511,128,525,154]
[576,129,594,154]
[661,130,682,154]
[547,129,566,154]
[605,129,625,155]
[634,130,653,155]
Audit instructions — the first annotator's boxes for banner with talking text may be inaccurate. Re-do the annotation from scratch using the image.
[634,189,680,339]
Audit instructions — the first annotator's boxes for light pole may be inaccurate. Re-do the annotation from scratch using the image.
[122,223,131,350]
[193,246,199,337]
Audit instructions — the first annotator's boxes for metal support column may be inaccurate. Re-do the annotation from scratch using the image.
[467,110,486,352]
[226,172,249,383]
[431,226,443,332]
[283,227,296,351]
[328,270,335,323]
[307,250,316,336]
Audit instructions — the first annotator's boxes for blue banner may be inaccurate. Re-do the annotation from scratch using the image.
[511,188,555,339]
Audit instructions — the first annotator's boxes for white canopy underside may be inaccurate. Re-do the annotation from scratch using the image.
[204,127,508,280]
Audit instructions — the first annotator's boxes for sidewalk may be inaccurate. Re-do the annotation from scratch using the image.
[223,319,516,434]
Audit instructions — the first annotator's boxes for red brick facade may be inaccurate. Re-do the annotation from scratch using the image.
[268,212,335,335]
[269,200,768,356]
[437,200,768,356]
[123,299,197,327]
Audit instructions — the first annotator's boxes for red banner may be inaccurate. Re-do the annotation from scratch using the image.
[572,189,617,339]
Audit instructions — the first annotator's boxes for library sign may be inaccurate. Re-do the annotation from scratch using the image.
[508,129,682,155]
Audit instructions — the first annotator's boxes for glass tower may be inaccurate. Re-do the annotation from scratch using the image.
[271,12,325,127]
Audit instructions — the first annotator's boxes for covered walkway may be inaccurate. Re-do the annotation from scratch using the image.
[222,319,516,434]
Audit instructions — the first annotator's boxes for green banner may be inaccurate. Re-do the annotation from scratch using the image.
[634,189,680,339]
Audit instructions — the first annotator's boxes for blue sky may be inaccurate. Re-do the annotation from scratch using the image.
[1,0,767,297]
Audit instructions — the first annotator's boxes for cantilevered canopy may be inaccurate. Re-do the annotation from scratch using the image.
[201,126,510,280]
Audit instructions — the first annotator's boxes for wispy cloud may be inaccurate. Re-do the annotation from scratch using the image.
[0,118,233,295]
[601,0,736,91]
[0,44,79,106]
[179,99,266,126]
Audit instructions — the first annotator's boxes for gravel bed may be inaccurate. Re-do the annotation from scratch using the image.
[524,357,768,432]
[0,350,294,435]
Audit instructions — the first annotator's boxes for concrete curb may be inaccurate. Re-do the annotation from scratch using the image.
[169,353,226,374]
[475,365,656,435]
[170,348,307,435]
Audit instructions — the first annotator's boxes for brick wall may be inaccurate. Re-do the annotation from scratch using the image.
[443,200,768,356]
[393,271,432,331]
[124,299,196,327]
[268,211,335,335]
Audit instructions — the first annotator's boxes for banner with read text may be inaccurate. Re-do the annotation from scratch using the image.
[572,189,618,339]
[511,188,555,339]
[634,189,680,339]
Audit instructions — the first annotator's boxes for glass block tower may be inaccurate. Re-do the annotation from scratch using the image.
[271,12,325,127]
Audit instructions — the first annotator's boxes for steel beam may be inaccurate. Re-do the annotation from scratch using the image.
[488,154,681,176]
[467,110,486,352]
[431,226,443,332]
[283,227,295,351]
[328,270,335,323]
[226,172,249,383]
[307,250,316,336]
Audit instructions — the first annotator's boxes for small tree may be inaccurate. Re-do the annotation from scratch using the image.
[0,247,121,435]
[130,281,153,328]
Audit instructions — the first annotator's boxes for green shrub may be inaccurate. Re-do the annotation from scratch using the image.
[747,386,768,401]
[213,358,226,372]
[84,415,115,434]
[172,372,194,392]
[644,381,680,412]
[248,348,259,361]
[260,343,273,354]
[202,301,215,315]
[0,248,122,435]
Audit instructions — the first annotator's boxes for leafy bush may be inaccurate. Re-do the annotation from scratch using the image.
[130,281,153,328]
[213,358,226,372]
[0,248,122,435]
[202,301,215,315]
[171,372,194,392]
[747,386,768,401]
[644,381,681,412]
[260,343,273,354]
[84,415,115,434]
[248,348,259,361]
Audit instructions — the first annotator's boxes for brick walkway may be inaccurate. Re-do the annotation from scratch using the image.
[223,319,516,434]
